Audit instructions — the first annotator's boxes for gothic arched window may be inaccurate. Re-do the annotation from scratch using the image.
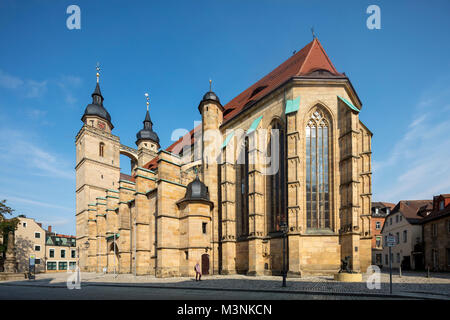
[239,137,249,236]
[306,109,330,229]
[99,142,105,157]
[268,120,286,232]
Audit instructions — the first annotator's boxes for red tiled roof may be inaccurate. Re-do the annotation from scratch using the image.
[222,38,342,123]
[390,200,433,224]
[143,38,342,170]
[421,203,450,223]
[120,172,135,182]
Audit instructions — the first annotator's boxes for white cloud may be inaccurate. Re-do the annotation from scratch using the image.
[0,195,72,212]
[0,69,47,97]
[0,128,74,180]
[0,70,24,88]
[57,75,82,105]
[373,80,450,202]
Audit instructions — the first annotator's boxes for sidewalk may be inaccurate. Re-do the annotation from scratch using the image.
[2,271,449,300]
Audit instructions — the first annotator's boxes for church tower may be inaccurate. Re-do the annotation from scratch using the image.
[135,93,160,167]
[199,80,223,274]
[75,66,120,271]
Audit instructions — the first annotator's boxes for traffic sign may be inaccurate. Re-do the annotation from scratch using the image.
[386,235,396,247]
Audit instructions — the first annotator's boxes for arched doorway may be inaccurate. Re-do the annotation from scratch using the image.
[107,241,119,273]
[201,254,209,275]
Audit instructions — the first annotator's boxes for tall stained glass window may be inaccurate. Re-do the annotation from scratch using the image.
[306,109,330,229]
[269,120,286,232]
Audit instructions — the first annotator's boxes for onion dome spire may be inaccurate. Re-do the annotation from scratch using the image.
[81,62,112,126]
[136,92,160,145]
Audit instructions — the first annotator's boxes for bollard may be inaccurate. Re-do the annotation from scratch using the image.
[399,265,402,278]
[426,266,430,278]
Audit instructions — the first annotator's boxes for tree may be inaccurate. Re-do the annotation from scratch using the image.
[0,199,14,219]
[0,200,19,253]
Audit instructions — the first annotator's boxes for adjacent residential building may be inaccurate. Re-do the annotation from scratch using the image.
[14,217,76,273]
[381,200,432,270]
[15,217,46,273]
[45,233,77,272]
[421,194,450,271]
[371,202,395,266]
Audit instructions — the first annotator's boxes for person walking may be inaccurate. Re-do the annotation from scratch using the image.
[195,262,202,281]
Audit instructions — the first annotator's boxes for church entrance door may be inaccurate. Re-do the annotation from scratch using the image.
[201,254,209,275]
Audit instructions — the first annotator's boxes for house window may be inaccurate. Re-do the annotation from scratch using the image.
[69,262,77,270]
[403,230,407,243]
[34,245,40,251]
[385,254,388,265]
[376,254,382,265]
[268,120,286,232]
[23,222,27,228]
[399,215,402,221]
[99,142,105,157]
[396,232,400,244]
[61,249,66,258]
[202,222,207,234]
[35,232,40,238]
[432,224,438,237]
[396,215,399,223]
[375,208,379,214]
[376,236,381,248]
[440,201,445,210]
[375,221,381,230]
[306,109,331,229]
[35,259,41,264]
[49,249,54,258]
[71,250,76,258]
[47,262,57,270]
[185,251,189,260]
[58,262,67,270]
[386,208,390,215]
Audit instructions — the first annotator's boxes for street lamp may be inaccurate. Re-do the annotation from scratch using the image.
[279,221,288,287]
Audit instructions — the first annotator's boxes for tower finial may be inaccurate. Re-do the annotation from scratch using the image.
[209,79,212,92]
[145,92,149,111]
[311,27,316,39]
[96,62,101,83]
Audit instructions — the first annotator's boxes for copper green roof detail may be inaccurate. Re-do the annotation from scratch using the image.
[136,167,156,174]
[119,179,135,185]
[158,178,187,188]
[247,115,263,134]
[119,186,135,192]
[338,95,359,113]
[96,197,107,200]
[285,96,300,114]
[106,195,119,199]
[222,132,234,148]
[135,174,156,181]
[107,189,119,193]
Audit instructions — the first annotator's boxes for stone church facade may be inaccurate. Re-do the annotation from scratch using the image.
[75,38,373,277]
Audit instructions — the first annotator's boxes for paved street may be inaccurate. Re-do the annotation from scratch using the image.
[0,270,449,300]
[0,283,390,300]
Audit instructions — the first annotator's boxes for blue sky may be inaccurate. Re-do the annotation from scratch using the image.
[0,0,449,235]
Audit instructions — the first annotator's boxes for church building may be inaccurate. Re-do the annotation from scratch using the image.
[75,38,373,277]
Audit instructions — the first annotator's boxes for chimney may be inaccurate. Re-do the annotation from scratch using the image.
[37,223,42,227]
[48,226,52,233]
